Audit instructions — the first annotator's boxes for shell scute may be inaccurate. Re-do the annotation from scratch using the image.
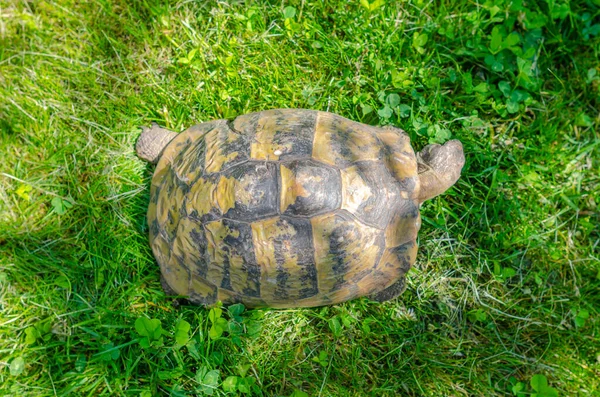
[312,112,383,167]
[234,109,316,161]
[204,120,250,174]
[250,216,318,304]
[219,162,279,222]
[204,219,261,297]
[280,160,341,216]
[310,211,385,297]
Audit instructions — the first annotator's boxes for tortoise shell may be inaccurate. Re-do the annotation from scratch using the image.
[147,109,422,308]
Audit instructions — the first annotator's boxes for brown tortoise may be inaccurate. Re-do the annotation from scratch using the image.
[136,109,465,308]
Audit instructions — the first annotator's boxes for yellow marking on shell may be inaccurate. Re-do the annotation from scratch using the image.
[151,162,172,190]
[164,252,190,296]
[228,250,251,295]
[204,220,242,291]
[310,213,383,296]
[152,234,189,296]
[186,177,216,216]
[232,111,260,134]
[279,164,312,213]
[171,142,205,183]
[189,275,217,304]
[171,217,204,273]
[156,174,185,238]
[216,176,236,214]
[217,288,236,305]
[313,112,381,165]
[385,209,421,247]
[340,166,373,215]
[151,234,170,269]
[147,190,159,239]
[375,242,418,288]
[381,243,417,270]
[250,110,304,160]
[376,128,419,199]
[251,217,299,304]
[204,123,242,173]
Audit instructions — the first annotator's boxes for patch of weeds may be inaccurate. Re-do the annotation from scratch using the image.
[508,374,559,397]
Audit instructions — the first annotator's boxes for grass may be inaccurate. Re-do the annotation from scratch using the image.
[0,0,598,395]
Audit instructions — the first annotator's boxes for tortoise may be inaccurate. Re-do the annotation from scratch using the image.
[136,109,464,308]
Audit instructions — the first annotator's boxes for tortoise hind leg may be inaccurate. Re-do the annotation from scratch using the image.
[368,277,407,302]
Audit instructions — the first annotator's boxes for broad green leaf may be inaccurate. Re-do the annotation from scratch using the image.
[491,60,504,72]
[246,319,262,337]
[386,93,400,108]
[75,354,86,372]
[512,381,524,395]
[377,105,393,119]
[328,317,343,337]
[135,317,162,341]
[174,319,191,346]
[524,11,547,29]
[551,3,569,20]
[25,327,39,345]
[169,385,188,397]
[55,275,70,289]
[51,197,73,215]
[412,32,428,53]
[530,374,548,391]
[506,100,519,114]
[360,0,385,11]
[222,376,238,392]
[473,82,488,93]
[429,124,451,144]
[398,104,411,118]
[575,309,590,327]
[502,267,517,279]
[238,363,251,377]
[504,32,520,48]
[469,309,487,322]
[197,368,220,396]
[228,303,245,318]
[283,6,296,19]
[228,321,243,335]
[490,25,504,53]
[208,318,228,340]
[575,113,593,127]
[510,90,529,103]
[10,357,25,376]
[208,307,222,323]
[237,377,256,393]
[498,81,511,97]
[159,369,183,380]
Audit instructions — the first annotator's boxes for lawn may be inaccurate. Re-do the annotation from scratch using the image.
[0,0,599,396]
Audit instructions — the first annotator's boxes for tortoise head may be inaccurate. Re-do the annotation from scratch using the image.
[416,140,465,203]
[136,123,178,164]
